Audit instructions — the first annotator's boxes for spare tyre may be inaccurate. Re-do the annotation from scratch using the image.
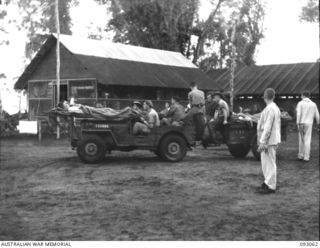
[227,143,250,158]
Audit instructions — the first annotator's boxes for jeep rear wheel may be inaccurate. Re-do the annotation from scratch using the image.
[159,134,187,162]
[77,135,106,163]
[227,144,250,158]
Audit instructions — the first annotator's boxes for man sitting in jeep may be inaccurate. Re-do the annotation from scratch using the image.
[202,92,230,147]
[161,96,186,126]
[133,100,160,135]
[205,91,219,121]
[212,91,230,126]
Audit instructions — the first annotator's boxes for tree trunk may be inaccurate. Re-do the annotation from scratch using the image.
[229,13,242,113]
[192,35,202,64]
[192,0,224,64]
[229,36,236,114]
[219,40,223,68]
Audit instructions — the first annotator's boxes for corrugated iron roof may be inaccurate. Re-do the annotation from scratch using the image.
[15,34,220,91]
[75,54,210,88]
[206,68,228,81]
[55,34,197,68]
[208,62,319,95]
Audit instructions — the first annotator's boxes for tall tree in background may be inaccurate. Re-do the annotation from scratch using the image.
[108,0,199,56]
[0,0,12,47]
[191,0,224,64]
[0,8,9,46]
[6,0,266,71]
[13,0,74,59]
[196,0,265,71]
[107,0,265,71]
[300,0,319,22]
[233,0,265,66]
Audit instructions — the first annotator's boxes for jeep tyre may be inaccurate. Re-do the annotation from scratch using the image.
[77,135,106,163]
[227,143,250,158]
[159,134,187,162]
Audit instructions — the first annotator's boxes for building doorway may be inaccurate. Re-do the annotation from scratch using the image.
[53,82,68,106]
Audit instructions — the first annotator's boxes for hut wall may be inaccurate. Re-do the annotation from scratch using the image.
[97,84,189,100]
[233,96,319,118]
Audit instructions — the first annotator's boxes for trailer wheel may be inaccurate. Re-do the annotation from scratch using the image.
[77,135,106,163]
[227,144,250,158]
[159,134,187,162]
[251,134,261,160]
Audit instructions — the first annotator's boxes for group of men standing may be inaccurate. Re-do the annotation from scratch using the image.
[131,82,319,195]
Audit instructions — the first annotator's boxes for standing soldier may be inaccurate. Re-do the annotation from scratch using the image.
[185,81,205,121]
[296,90,320,162]
[184,82,205,141]
[257,88,281,194]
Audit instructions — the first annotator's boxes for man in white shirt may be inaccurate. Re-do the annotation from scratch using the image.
[257,88,281,194]
[296,91,320,162]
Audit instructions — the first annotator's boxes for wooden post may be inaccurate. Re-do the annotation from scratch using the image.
[56,116,60,139]
[38,120,42,142]
[55,0,61,139]
[18,94,21,114]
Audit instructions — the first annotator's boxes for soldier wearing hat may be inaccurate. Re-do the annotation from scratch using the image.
[132,101,143,111]
[133,100,160,135]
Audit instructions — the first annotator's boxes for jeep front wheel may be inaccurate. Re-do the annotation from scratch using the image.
[159,134,187,162]
[77,135,106,163]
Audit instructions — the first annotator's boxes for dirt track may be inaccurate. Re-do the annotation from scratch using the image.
[0,130,319,240]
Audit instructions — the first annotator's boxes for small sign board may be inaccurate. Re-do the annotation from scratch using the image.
[17,121,38,134]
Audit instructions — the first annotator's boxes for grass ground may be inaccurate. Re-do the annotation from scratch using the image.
[0,130,319,240]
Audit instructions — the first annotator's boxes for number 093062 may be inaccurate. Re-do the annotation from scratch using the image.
[300,242,319,247]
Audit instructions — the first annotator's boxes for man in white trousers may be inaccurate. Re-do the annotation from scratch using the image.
[257,88,281,194]
[296,91,320,162]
